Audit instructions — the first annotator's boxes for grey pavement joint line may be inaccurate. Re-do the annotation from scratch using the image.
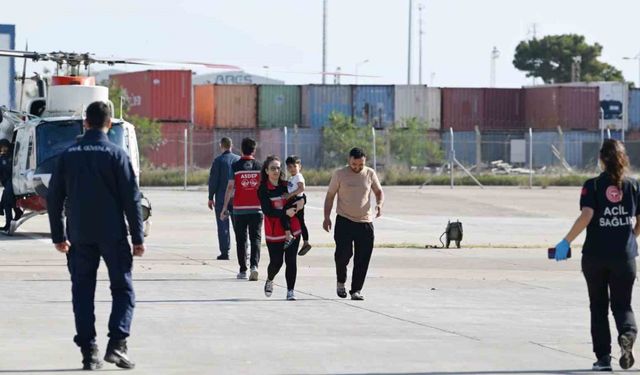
[529,341,595,360]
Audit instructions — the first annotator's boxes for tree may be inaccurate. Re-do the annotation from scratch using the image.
[322,112,385,168]
[390,118,443,167]
[513,34,624,83]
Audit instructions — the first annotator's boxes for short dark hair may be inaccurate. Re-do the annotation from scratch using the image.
[349,147,366,159]
[241,137,257,155]
[220,137,232,149]
[85,101,111,129]
[285,155,301,166]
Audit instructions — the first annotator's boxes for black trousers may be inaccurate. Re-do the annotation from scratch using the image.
[267,237,300,290]
[66,241,135,349]
[582,254,638,358]
[334,215,374,294]
[232,213,263,272]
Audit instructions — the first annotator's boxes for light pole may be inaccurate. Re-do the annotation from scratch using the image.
[322,0,328,84]
[418,2,424,85]
[407,0,413,84]
[623,53,640,88]
[263,65,270,79]
[355,59,369,84]
[490,46,500,87]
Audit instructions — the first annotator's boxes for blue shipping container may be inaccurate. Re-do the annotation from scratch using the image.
[481,131,524,164]
[301,85,352,129]
[353,85,395,128]
[529,132,560,168]
[441,131,477,166]
[630,89,640,130]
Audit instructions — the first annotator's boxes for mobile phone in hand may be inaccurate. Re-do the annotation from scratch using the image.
[548,247,571,259]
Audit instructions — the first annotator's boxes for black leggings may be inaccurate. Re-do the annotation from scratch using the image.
[297,209,309,242]
[582,255,638,358]
[267,237,300,290]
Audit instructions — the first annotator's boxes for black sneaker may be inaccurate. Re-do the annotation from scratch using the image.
[592,355,612,371]
[298,243,312,256]
[104,340,135,369]
[217,254,229,260]
[620,333,635,370]
[337,283,347,299]
[81,345,103,371]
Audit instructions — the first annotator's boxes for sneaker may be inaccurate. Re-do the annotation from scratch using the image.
[264,279,273,297]
[249,266,259,281]
[217,254,229,260]
[104,340,135,369]
[298,243,312,256]
[237,271,248,280]
[350,291,365,301]
[287,290,296,301]
[81,345,103,371]
[592,355,612,371]
[336,283,347,299]
[620,333,635,370]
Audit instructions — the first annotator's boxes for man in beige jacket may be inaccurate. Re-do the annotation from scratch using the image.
[323,147,384,301]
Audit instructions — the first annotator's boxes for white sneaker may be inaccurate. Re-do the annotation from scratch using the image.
[264,280,273,297]
[286,290,296,301]
[249,266,259,281]
[350,291,364,301]
[237,271,247,280]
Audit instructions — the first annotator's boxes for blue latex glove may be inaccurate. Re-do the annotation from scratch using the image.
[555,239,570,261]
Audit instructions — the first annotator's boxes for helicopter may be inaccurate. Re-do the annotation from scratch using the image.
[0,48,239,235]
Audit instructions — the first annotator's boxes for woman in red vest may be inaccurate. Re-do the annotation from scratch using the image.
[258,155,302,300]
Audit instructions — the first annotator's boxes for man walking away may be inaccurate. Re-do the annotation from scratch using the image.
[47,101,145,370]
[208,137,240,260]
[220,138,263,281]
[323,147,384,301]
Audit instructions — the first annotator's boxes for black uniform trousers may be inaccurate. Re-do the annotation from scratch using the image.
[66,240,135,349]
[582,254,638,358]
[232,213,263,272]
[334,215,375,294]
[267,237,300,290]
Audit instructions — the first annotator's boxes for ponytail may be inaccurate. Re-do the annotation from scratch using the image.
[600,139,629,188]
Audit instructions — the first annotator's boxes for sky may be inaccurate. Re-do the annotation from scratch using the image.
[2,0,640,87]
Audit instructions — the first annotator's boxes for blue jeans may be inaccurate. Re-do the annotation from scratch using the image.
[215,206,232,256]
[66,241,135,348]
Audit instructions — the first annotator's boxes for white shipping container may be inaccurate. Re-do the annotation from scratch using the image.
[394,85,441,129]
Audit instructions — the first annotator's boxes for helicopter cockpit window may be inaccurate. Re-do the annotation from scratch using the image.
[36,120,83,164]
[13,142,20,167]
[108,123,126,149]
[26,134,34,170]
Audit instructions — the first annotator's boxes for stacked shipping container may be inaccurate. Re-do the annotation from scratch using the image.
[393,85,441,129]
[193,84,257,129]
[522,86,599,130]
[441,88,524,131]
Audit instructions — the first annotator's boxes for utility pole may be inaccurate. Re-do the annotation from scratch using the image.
[490,46,500,87]
[407,0,413,84]
[623,53,640,88]
[418,2,424,85]
[571,56,582,82]
[322,0,328,84]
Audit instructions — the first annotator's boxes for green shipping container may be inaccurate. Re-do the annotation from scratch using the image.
[258,85,301,128]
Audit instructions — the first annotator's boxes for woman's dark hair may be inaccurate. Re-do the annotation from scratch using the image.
[260,155,286,186]
[600,139,629,188]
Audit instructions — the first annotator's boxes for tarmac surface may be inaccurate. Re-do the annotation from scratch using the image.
[1,186,639,374]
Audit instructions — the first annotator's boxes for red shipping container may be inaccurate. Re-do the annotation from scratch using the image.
[442,88,525,131]
[524,86,599,130]
[112,70,192,122]
[194,85,215,128]
[192,128,216,168]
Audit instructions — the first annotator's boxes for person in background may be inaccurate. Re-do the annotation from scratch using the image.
[208,137,240,260]
[323,147,384,301]
[554,139,638,371]
[0,139,22,232]
[258,155,301,301]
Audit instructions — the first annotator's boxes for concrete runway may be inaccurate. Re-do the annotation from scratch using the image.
[0,186,638,374]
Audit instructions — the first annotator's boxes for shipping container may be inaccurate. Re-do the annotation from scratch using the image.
[394,85,441,129]
[301,85,352,129]
[523,86,599,130]
[441,131,477,166]
[258,128,322,169]
[192,128,216,168]
[145,123,189,168]
[353,85,395,128]
[629,89,640,130]
[529,131,560,168]
[441,88,484,131]
[111,70,192,122]
[213,85,258,129]
[258,85,301,128]
[480,131,525,164]
[483,89,525,130]
[194,84,215,128]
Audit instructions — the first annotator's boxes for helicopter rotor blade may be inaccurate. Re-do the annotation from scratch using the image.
[0,49,40,60]
[115,58,241,70]
[18,42,28,111]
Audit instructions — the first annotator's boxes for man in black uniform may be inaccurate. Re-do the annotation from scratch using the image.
[47,101,145,371]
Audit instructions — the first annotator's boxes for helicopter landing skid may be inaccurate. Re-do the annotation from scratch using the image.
[5,211,45,236]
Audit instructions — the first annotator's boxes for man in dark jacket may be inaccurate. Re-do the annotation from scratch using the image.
[208,137,240,260]
[47,101,144,371]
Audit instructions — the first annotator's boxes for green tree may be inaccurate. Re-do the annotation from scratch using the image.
[322,112,385,168]
[513,34,624,83]
[390,118,443,167]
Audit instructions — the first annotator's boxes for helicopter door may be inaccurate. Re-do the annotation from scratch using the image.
[126,125,141,180]
[12,128,35,195]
